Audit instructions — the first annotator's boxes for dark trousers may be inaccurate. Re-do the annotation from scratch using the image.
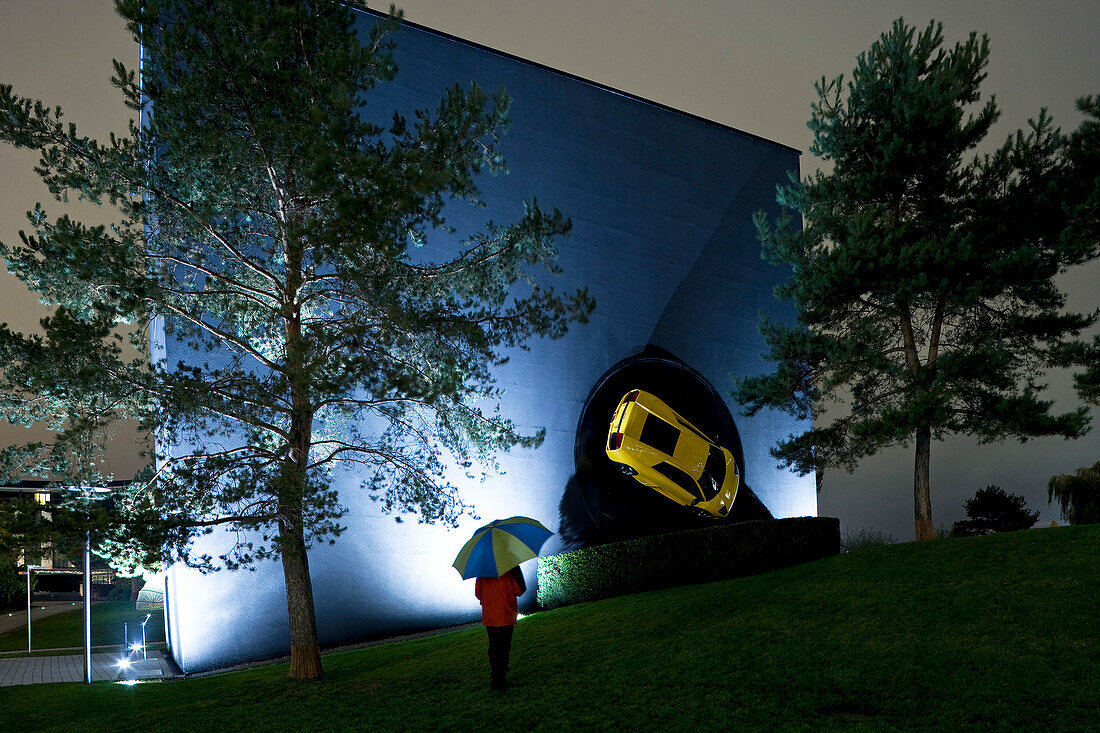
[485,624,515,689]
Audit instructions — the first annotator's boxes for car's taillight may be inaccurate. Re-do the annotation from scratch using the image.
[608,432,624,450]
[625,390,640,403]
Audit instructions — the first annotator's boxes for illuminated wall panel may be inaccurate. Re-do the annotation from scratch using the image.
[160,13,812,673]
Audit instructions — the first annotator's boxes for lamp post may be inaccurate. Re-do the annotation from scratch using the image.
[84,530,91,684]
[23,565,84,658]
[15,482,124,683]
[141,614,151,660]
[25,567,31,654]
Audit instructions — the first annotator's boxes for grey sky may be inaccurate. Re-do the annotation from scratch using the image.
[2,0,1098,538]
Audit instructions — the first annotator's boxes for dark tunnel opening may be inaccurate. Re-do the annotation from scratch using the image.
[558,346,772,550]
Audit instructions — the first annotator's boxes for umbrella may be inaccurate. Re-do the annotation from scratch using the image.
[135,573,165,611]
[452,516,553,579]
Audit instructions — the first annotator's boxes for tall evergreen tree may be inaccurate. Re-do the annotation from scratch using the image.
[1057,96,1100,406]
[0,0,592,678]
[733,20,1097,541]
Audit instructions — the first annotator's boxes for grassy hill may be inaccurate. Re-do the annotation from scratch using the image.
[4,525,1098,731]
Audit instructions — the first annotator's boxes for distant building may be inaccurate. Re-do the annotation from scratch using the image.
[1,480,122,597]
[0,481,66,570]
[157,10,812,672]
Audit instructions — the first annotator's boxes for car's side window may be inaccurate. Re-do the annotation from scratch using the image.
[652,461,702,500]
[675,416,709,443]
[638,414,680,456]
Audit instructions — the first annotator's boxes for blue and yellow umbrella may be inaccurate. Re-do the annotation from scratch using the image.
[452,516,554,579]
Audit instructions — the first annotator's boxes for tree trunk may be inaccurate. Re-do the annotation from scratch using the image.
[280,514,323,679]
[278,222,322,679]
[913,425,935,541]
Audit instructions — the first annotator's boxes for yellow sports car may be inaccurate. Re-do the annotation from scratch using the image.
[605,389,739,518]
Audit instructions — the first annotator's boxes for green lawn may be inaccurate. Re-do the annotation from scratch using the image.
[3,526,1098,731]
[0,601,166,653]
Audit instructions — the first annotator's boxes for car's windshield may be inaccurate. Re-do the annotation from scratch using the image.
[699,446,726,500]
[653,461,702,501]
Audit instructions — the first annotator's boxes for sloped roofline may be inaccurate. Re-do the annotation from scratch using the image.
[0,480,130,491]
[355,7,802,157]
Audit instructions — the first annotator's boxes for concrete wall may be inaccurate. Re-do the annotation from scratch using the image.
[161,14,812,673]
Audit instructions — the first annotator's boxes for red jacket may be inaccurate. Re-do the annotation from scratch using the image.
[474,569,525,627]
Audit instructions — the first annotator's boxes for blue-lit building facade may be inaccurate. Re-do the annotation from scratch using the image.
[157,12,812,672]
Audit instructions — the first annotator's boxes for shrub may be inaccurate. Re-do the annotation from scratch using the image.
[841,527,896,552]
[0,560,27,609]
[952,485,1039,536]
[537,516,839,609]
[108,576,135,602]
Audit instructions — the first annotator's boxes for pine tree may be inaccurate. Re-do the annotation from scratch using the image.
[733,20,1097,541]
[951,485,1039,535]
[0,0,592,679]
[1057,96,1100,406]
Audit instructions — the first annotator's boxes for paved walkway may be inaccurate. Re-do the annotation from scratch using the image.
[0,650,174,687]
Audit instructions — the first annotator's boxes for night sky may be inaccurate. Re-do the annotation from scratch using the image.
[2,0,1098,539]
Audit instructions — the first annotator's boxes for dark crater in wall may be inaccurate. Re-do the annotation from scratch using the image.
[558,346,771,551]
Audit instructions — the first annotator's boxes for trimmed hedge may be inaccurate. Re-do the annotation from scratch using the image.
[537,516,840,609]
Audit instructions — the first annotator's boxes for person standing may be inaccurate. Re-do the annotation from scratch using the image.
[474,565,526,690]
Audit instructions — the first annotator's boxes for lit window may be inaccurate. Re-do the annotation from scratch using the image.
[34,492,50,505]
